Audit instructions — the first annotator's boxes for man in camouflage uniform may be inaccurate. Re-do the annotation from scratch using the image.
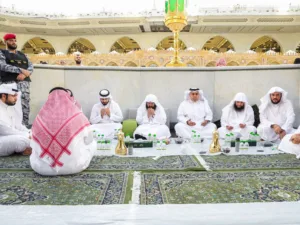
[0,33,33,127]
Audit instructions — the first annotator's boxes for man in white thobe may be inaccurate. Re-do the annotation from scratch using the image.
[0,83,31,156]
[134,94,171,140]
[218,93,256,139]
[257,87,295,142]
[90,89,123,139]
[279,127,300,159]
[175,88,216,138]
[30,87,95,176]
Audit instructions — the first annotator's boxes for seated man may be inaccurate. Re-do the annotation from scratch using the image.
[175,88,216,138]
[30,87,96,176]
[134,94,171,140]
[257,87,295,142]
[0,83,31,156]
[90,89,123,139]
[218,93,256,138]
[279,127,300,159]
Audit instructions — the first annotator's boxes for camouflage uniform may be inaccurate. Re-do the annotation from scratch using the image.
[0,51,33,126]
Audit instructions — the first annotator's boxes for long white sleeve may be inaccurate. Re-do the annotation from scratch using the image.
[221,112,229,127]
[90,104,103,124]
[245,107,255,126]
[177,102,189,124]
[152,108,167,125]
[259,109,274,128]
[110,102,123,123]
[282,101,295,131]
[136,108,149,125]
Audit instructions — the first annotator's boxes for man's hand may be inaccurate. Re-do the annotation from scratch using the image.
[101,108,106,118]
[187,120,196,126]
[17,74,26,81]
[239,124,246,129]
[226,125,234,131]
[201,120,209,127]
[279,130,286,140]
[105,108,110,117]
[272,124,282,134]
[20,69,31,77]
[147,108,155,118]
[290,134,300,144]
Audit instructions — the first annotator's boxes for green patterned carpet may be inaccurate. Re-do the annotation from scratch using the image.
[140,170,300,205]
[0,155,204,171]
[0,172,130,205]
[202,154,300,171]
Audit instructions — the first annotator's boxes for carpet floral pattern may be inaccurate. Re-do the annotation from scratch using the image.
[140,170,300,204]
[0,172,129,205]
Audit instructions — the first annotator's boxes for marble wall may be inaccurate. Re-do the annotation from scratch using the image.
[30,65,300,127]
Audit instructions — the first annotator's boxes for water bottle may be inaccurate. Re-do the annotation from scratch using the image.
[230,133,234,141]
[97,141,101,150]
[156,141,161,150]
[128,142,133,155]
[235,137,240,152]
[97,134,101,141]
[148,133,152,141]
[93,130,97,139]
[225,134,231,147]
[193,134,197,143]
[244,142,249,152]
[162,141,167,150]
[191,130,196,142]
[153,134,157,146]
[101,134,105,140]
[106,140,111,150]
[197,135,201,143]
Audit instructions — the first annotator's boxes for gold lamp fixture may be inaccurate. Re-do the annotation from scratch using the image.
[165,0,188,67]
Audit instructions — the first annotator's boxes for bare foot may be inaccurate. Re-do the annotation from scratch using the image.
[22,148,32,156]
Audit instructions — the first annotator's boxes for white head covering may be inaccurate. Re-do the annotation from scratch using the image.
[99,89,112,99]
[184,88,207,102]
[138,94,164,114]
[0,83,18,95]
[259,87,288,112]
[222,93,251,122]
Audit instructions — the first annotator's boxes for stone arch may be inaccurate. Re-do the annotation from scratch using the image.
[110,36,141,53]
[250,36,282,53]
[21,37,56,54]
[106,61,118,66]
[205,61,216,67]
[202,36,235,53]
[156,36,187,50]
[227,61,239,66]
[124,61,138,67]
[67,38,96,54]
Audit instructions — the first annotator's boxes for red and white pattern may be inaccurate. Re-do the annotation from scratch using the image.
[32,90,90,167]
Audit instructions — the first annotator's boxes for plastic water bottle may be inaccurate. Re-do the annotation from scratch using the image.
[161,141,167,150]
[93,130,97,139]
[230,133,234,141]
[97,134,101,141]
[153,134,157,146]
[191,130,196,142]
[197,135,201,143]
[148,133,152,141]
[97,141,102,150]
[156,141,161,150]
[192,134,197,143]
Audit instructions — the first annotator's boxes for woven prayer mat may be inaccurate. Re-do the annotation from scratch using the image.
[0,155,204,171]
[0,171,130,205]
[140,170,300,204]
[202,154,300,171]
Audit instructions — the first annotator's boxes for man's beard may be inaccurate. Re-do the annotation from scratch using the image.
[271,99,281,104]
[234,104,245,112]
[101,101,109,106]
[146,104,157,110]
[75,60,81,65]
[5,100,16,106]
[7,43,17,50]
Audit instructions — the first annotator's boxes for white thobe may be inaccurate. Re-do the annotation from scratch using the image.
[30,126,96,176]
[257,101,295,142]
[218,105,256,139]
[134,107,171,140]
[279,126,300,158]
[90,101,123,139]
[0,101,30,156]
[175,100,216,138]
